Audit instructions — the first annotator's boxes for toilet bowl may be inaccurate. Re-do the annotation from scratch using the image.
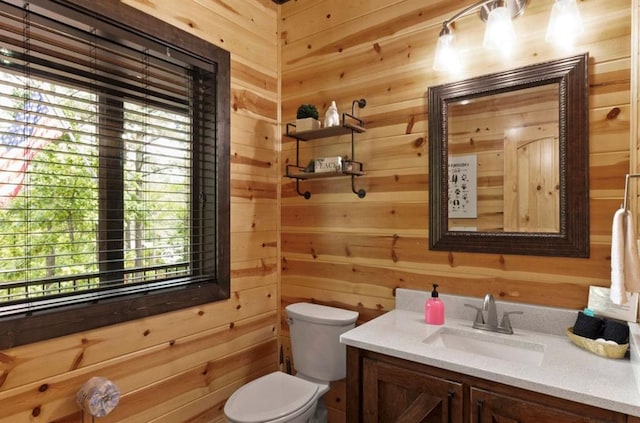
[224,372,328,423]
[224,303,358,423]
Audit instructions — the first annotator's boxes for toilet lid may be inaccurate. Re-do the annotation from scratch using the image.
[224,372,319,423]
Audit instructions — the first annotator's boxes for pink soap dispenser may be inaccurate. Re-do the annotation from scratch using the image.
[425,283,445,325]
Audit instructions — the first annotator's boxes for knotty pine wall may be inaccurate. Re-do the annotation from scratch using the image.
[281,0,633,421]
[0,1,635,422]
[0,1,280,422]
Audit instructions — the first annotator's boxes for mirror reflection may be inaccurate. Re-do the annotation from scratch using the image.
[447,83,560,233]
[428,54,589,257]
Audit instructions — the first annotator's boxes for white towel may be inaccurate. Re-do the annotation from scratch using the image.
[610,208,640,304]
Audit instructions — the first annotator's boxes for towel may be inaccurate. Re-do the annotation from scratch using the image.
[610,208,640,304]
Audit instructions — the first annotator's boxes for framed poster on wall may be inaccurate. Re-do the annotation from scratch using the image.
[448,154,477,218]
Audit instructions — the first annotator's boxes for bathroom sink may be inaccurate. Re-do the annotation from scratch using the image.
[423,326,546,366]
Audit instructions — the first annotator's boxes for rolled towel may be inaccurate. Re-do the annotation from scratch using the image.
[603,319,629,345]
[572,312,603,339]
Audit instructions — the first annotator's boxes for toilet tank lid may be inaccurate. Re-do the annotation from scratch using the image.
[286,303,358,325]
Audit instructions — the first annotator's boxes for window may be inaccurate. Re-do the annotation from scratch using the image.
[0,0,230,348]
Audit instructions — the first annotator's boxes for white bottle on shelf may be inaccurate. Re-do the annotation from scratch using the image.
[324,101,340,127]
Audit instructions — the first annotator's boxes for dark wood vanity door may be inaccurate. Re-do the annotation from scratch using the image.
[470,387,626,423]
[362,357,464,423]
[347,347,628,423]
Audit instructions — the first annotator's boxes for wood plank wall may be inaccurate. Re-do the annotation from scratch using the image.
[280,0,632,421]
[0,1,634,422]
[0,1,280,422]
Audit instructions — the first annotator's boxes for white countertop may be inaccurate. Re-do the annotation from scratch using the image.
[340,289,640,417]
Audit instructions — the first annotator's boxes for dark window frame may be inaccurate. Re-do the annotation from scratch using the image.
[0,0,230,349]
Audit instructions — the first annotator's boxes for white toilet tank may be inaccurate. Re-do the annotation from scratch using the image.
[286,303,358,382]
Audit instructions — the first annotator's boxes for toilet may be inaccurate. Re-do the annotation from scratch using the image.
[224,303,358,423]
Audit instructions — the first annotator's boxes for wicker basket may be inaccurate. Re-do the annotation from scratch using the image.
[566,327,629,359]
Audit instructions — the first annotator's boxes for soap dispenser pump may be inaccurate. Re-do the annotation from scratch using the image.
[425,283,445,325]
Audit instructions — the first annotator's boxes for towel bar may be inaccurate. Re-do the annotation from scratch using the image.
[623,173,640,211]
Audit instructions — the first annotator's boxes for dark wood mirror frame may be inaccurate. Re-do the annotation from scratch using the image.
[428,53,589,257]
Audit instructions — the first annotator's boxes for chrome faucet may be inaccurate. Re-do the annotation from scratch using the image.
[464,293,523,335]
[483,293,499,329]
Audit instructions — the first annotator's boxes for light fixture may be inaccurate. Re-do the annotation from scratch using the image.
[432,0,583,71]
[545,0,584,48]
[482,1,516,55]
[433,26,462,73]
[433,0,526,71]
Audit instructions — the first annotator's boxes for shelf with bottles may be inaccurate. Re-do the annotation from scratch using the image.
[284,98,367,199]
[285,117,365,141]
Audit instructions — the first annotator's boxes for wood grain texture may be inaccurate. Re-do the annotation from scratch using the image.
[0,1,636,422]
[0,0,280,422]
[281,0,632,420]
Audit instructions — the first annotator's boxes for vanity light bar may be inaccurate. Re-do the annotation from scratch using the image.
[433,0,584,72]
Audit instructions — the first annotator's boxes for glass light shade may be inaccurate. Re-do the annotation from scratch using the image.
[483,5,515,55]
[433,31,461,72]
[546,0,584,47]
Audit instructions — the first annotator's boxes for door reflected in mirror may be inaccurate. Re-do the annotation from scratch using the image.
[447,83,560,233]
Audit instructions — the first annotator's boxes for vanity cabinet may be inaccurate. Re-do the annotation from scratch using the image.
[347,347,628,423]
[471,388,624,423]
[362,357,463,422]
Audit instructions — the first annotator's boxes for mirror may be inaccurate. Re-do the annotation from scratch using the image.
[428,54,589,257]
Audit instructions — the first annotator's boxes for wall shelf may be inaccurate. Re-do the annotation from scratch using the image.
[286,159,365,180]
[285,121,365,141]
[284,99,367,199]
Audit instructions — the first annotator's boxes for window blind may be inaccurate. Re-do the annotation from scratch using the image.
[0,0,218,316]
